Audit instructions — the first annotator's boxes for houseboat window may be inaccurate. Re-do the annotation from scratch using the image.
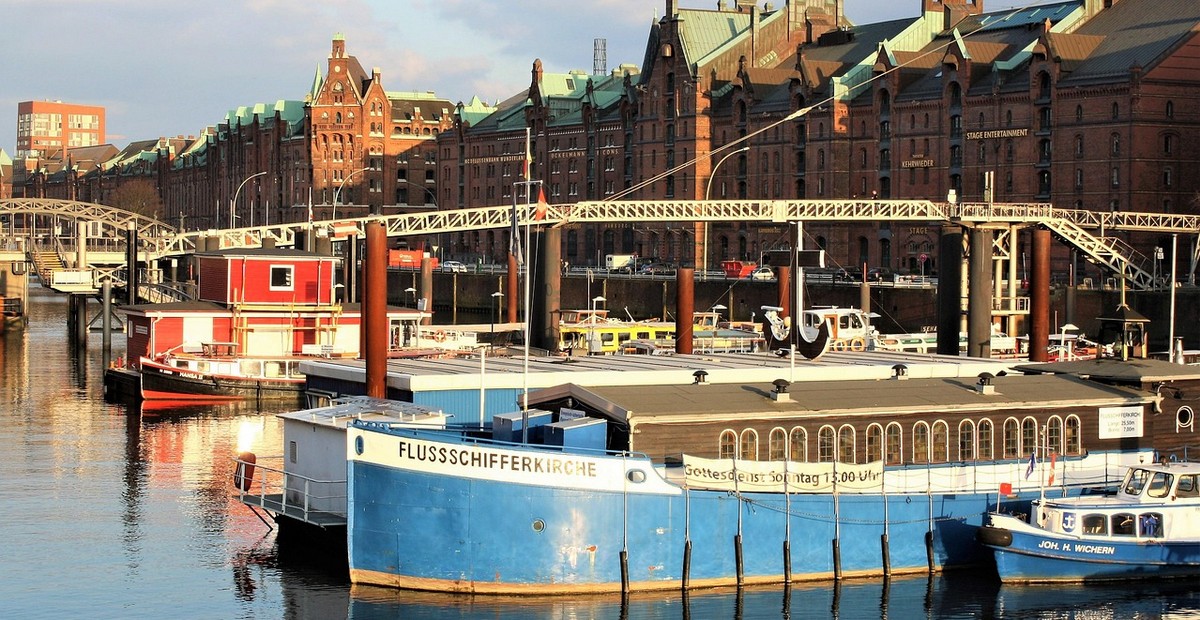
[838,424,856,464]
[1065,416,1081,454]
[885,423,903,465]
[289,440,297,464]
[1046,416,1063,454]
[601,333,614,343]
[1146,472,1173,499]
[1122,468,1151,496]
[718,430,737,459]
[1021,417,1038,456]
[270,265,294,290]
[739,429,759,461]
[912,422,930,464]
[931,420,949,462]
[1002,418,1019,458]
[1139,513,1163,538]
[769,428,787,460]
[817,426,836,462]
[636,331,650,339]
[866,424,884,463]
[617,333,631,343]
[979,419,994,460]
[1177,474,1199,498]
[958,420,976,461]
[1081,514,1107,534]
[1111,513,1137,536]
[789,427,808,462]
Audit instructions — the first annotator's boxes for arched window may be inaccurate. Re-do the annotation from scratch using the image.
[1003,418,1020,458]
[1021,417,1038,456]
[1112,102,1119,120]
[1065,415,1081,455]
[838,424,856,464]
[789,427,808,461]
[739,429,759,461]
[1111,134,1121,156]
[1046,416,1063,455]
[818,426,836,462]
[932,420,949,462]
[866,424,884,462]
[913,422,930,463]
[719,430,737,458]
[1075,105,1083,122]
[979,419,994,460]
[1166,100,1174,119]
[885,423,903,464]
[769,428,788,460]
[958,420,976,461]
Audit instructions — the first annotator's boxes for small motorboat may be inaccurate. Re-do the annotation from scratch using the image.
[978,460,1200,583]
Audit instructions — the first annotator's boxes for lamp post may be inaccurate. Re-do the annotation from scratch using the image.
[703,146,749,280]
[709,303,727,351]
[405,286,417,308]
[589,295,606,355]
[491,291,504,337]
[230,171,267,229]
[334,166,372,220]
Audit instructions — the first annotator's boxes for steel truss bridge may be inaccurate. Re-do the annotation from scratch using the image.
[3,197,1198,294]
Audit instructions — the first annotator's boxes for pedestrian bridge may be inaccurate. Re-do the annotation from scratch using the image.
[3,197,1197,294]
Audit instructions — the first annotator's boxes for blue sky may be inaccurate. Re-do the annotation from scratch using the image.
[0,0,1047,155]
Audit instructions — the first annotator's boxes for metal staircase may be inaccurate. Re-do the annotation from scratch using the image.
[1041,215,1157,290]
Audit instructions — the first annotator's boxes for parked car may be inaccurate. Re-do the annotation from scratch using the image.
[638,262,676,275]
[750,266,775,281]
[442,260,468,273]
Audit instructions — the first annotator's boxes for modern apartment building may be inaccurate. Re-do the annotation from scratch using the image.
[16,100,105,159]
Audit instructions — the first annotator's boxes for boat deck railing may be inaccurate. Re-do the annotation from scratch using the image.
[233,455,347,528]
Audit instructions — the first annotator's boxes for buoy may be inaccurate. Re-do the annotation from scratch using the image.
[234,452,257,492]
[850,337,866,351]
[433,330,447,343]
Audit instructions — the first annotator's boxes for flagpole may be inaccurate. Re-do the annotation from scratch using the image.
[521,127,533,442]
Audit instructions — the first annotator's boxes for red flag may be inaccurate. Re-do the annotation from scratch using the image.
[999,482,1012,495]
[535,187,548,221]
[1048,453,1057,485]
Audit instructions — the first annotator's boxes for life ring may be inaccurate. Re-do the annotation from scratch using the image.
[831,340,847,351]
[234,452,256,492]
[850,337,867,351]
[433,330,447,343]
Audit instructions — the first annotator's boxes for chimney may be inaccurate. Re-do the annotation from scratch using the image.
[975,372,996,395]
[771,378,791,402]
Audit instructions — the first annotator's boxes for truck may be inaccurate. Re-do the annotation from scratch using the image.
[605,254,637,273]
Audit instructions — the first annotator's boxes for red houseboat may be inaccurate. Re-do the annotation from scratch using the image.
[106,248,421,403]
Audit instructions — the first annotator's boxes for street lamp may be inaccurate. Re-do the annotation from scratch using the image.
[589,295,606,355]
[404,286,417,308]
[703,146,749,280]
[334,166,372,220]
[230,171,267,229]
[490,291,504,337]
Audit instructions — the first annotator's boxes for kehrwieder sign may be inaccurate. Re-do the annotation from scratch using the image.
[965,128,1030,140]
[902,159,935,168]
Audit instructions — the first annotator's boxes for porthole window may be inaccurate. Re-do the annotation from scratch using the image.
[532,519,545,533]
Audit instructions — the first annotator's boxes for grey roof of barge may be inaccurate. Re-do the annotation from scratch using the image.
[534,373,1150,422]
[1013,357,1200,383]
[300,349,1025,392]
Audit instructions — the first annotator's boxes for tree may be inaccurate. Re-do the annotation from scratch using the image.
[109,178,164,220]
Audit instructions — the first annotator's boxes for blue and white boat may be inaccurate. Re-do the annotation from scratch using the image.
[344,370,1159,594]
[979,461,1200,583]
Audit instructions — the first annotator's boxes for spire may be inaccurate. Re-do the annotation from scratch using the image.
[309,63,324,101]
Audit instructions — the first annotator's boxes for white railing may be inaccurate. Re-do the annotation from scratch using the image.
[233,455,347,523]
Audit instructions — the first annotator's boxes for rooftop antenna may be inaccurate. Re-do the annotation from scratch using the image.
[593,38,607,75]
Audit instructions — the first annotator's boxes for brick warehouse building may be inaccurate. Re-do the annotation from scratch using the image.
[442,0,1200,276]
[18,2,1200,277]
